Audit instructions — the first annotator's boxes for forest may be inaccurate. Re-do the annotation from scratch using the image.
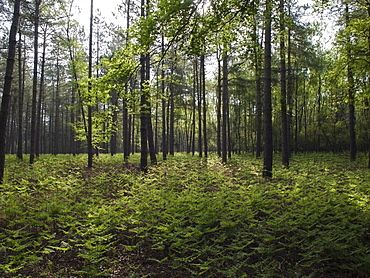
[0,0,369,277]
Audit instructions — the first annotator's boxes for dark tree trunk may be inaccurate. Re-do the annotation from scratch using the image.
[169,67,175,156]
[110,90,118,156]
[222,52,228,163]
[146,55,157,164]
[195,58,202,157]
[201,55,207,158]
[0,0,21,182]
[254,19,262,158]
[36,27,47,156]
[16,30,23,160]
[192,62,196,156]
[216,49,222,157]
[87,0,94,168]
[280,0,289,167]
[287,26,293,157]
[140,54,148,171]
[70,85,76,155]
[30,0,41,164]
[161,36,168,160]
[346,3,356,161]
[317,75,322,151]
[263,0,273,178]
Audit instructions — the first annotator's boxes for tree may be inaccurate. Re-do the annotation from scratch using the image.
[222,50,228,163]
[30,0,42,164]
[263,0,273,178]
[280,0,289,167]
[0,0,21,183]
[345,2,356,161]
[16,29,24,160]
[87,0,94,168]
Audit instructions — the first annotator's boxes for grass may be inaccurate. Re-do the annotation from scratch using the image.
[0,152,369,277]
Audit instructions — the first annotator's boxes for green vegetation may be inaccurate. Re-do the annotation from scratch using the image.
[0,153,369,277]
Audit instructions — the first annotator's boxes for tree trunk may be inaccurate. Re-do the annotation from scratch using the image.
[0,0,21,182]
[280,0,289,167]
[287,25,293,157]
[216,48,222,157]
[222,52,228,163]
[196,58,202,157]
[263,0,273,178]
[254,29,262,158]
[36,27,47,156]
[201,55,207,158]
[30,0,41,164]
[16,30,23,160]
[161,36,168,160]
[346,3,356,161]
[146,55,157,164]
[110,90,118,156]
[87,0,94,168]
[140,53,148,171]
[70,84,76,155]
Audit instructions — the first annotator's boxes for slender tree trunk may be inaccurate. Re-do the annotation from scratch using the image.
[36,27,47,156]
[222,52,228,163]
[263,0,273,178]
[317,75,322,151]
[201,55,207,158]
[0,0,21,182]
[53,57,60,155]
[161,36,168,160]
[169,66,175,156]
[131,114,135,154]
[216,49,222,157]
[16,30,23,160]
[30,0,41,164]
[346,3,356,161]
[140,53,148,171]
[280,0,289,167]
[255,42,262,158]
[287,25,293,157]
[146,55,157,164]
[192,63,196,156]
[87,0,94,168]
[110,90,118,155]
[195,58,202,157]
[70,84,76,155]
[25,98,29,154]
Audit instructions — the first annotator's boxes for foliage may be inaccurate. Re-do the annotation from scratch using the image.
[0,153,369,277]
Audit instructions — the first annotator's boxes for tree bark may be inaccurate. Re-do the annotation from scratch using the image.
[201,55,207,158]
[0,0,21,182]
[146,55,157,164]
[346,3,356,161]
[216,48,222,157]
[30,0,41,164]
[169,67,175,156]
[222,52,228,163]
[161,35,168,160]
[140,54,148,171]
[263,0,273,178]
[87,0,94,168]
[280,0,289,167]
[36,27,47,156]
[16,30,23,160]
[254,22,262,158]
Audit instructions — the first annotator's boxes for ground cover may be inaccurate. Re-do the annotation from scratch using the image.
[0,153,369,277]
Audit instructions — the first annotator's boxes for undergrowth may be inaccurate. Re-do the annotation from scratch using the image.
[0,153,369,277]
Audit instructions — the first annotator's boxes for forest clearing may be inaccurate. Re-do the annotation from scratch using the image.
[0,153,369,277]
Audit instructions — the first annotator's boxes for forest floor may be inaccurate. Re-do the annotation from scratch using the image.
[0,152,369,277]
